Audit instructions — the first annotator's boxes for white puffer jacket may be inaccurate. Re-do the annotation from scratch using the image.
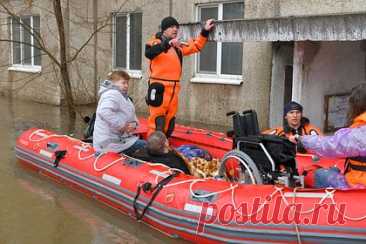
[93,80,138,153]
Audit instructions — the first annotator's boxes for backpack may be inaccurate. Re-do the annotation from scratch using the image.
[83,112,96,143]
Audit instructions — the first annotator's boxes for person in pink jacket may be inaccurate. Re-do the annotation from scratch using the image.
[289,83,366,187]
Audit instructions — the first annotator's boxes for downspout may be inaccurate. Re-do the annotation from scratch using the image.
[169,0,172,16]
[64,0,70,104]
[93,0,98,102]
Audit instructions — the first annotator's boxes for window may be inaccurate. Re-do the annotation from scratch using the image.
[10,15,41,70]
[194,2,244,84]
[113,12,142,77]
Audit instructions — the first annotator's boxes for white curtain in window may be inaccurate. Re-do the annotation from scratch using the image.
[11,16,41,66]
[115,15,127,68]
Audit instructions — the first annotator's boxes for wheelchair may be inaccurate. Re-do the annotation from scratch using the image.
[220,110,304,187]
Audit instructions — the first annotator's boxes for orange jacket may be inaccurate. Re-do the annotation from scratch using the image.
[145,32,208,81]
[262,121,321,138]
[345,112,366,186]
[350,112,366,128]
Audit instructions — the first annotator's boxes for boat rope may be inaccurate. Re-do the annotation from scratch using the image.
[133,171,180,221]
[29,129,188,173]
[29,129,76,142]
[291,187,302,244]
[28,129,366,222]
[230,186,285,217]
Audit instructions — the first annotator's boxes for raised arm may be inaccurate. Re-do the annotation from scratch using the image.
[180,19,215,56]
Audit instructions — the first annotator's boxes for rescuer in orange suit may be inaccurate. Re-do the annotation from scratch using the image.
[145,16,215,137]
[262,101,322,153]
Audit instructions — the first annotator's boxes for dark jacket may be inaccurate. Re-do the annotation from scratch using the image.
[132,148,190,174]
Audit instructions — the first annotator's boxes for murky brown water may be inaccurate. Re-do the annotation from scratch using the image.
[0,96,192,244]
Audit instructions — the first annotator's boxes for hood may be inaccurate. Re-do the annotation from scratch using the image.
[98,80,128,99]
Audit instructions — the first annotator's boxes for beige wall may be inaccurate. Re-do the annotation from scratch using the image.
[0,1,61,105]
[278,0,366,17]
[1,0,365,129]
[152,0,273,128]
[302,41,366,130]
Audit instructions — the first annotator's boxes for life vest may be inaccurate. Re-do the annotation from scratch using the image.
[263,117,321,138]
[345,112,366,185]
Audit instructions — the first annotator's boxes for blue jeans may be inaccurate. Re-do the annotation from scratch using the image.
[121,139,146,156]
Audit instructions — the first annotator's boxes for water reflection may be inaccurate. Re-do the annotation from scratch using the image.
[0,96,188,244]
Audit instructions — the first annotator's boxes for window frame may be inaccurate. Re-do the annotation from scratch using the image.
[112,12,142,79]
[8,15,42,73]
[192,1,244,85]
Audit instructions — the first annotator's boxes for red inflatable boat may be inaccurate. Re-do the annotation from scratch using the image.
[15,119,366,243]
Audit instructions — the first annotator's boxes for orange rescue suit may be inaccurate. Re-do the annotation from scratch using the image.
[262,118,321,153]
[262,123,321,138]
[145,31,208,137]
[345,112,366,186]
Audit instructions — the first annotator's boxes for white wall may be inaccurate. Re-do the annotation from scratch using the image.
[301,41,365,130]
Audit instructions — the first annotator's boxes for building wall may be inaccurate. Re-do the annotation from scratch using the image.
[301,41,366,130]
[1,0,365,129]
[278,0,366,17]
[0,1,61,105]
[269,42,293,128]
[156,0,273,129]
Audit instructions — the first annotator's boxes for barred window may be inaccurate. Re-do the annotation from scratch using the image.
[113,12,142,71]
[10,15,41,67]
[197,2,244,80]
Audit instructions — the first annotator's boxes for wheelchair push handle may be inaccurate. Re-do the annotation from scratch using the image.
[226,111,237,117]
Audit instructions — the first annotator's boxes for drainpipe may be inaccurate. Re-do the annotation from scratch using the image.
[292,41,305,104]
[93,0,98,102]
[64,0,70,104]
[169,0,172,16]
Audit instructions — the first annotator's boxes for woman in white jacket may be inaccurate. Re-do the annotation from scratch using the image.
[93,71,146,155]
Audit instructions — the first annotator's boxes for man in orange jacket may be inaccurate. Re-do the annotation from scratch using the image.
[145,16,215,137]
[262,101,321,152]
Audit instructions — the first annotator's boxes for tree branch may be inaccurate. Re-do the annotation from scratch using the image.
[0,2,61,67]
[68,0,131,63]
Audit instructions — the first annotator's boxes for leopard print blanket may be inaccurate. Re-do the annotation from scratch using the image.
[183,157,221,178]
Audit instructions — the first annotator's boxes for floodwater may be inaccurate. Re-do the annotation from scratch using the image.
[0,96,190,244]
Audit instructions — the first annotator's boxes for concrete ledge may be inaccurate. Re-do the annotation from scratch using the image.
[8,65,42,73]
[190,75,243,85]
[180,12,366,42]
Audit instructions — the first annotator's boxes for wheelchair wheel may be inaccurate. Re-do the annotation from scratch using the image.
[219,150,263,184]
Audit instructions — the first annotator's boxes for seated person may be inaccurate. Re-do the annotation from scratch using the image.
[262,101,321,152]
[289,83,366,187]
[132,131,190,174]
[93,71,146,156]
